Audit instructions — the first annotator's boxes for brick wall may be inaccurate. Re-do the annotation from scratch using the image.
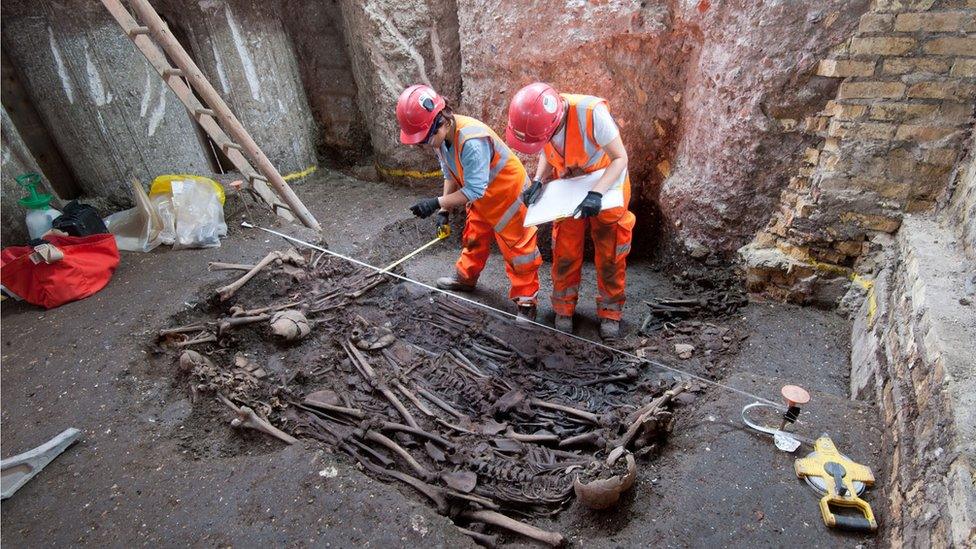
[740,0,976,303]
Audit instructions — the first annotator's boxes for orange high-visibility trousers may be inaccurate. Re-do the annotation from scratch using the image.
[455,203,542,302]
[551,177,635,320]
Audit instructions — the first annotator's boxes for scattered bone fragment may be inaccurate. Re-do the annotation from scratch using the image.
[460,510,565,547]
[173,333,217,348]
[674,343,695,359]
[558,431,606,448]
[222,397,296,445]
[219,314,271,335]
[456,526,498,548]
[208,261,254,272]
[179,349,213,373]
[159,323,209,337]
[270,310,311,341]
[215,251,284,301]
[440,470,477,493]
[614,383,685,453]
[350,316,396,350]
[232,301,301,318]
[233,353,266,379]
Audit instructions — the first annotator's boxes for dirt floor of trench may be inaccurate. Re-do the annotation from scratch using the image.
[1,169,884,547]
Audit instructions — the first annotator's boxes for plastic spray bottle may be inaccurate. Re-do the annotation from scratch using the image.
[17,173,62,239]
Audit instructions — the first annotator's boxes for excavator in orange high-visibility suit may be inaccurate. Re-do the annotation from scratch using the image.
[506,83,635,338]
[397,84,542,319]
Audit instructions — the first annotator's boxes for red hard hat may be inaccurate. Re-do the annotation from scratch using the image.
[505,83,564,154]
[396,84,446,144]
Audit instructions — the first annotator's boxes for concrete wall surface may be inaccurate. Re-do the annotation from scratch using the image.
[1,0,212,207]
[281,0,371,165]
[1,105,60,245]
[338,0,462,184]
[160,0,319,176]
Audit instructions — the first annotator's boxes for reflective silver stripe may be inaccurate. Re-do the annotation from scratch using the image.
[553,286,579,299]
[487,136,509,182]
[599,301,623,312]
[615,243,631,256]
[583,150,607,169]
[458,126,487,141]
[511,248,540,266]
[493,195,523,232]
[575,96,602,168]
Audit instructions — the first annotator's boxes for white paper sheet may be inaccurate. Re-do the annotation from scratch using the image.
[523,169,624,227]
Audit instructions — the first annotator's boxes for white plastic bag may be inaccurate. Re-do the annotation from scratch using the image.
[166,179,227,249]
[103,180,165,252]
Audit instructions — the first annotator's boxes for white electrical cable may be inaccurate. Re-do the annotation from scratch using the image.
[241,221,781,407]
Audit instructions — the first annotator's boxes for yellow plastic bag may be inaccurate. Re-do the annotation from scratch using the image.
[149,174,225,205]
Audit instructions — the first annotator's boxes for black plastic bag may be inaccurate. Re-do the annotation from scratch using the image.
[52,200,108,236]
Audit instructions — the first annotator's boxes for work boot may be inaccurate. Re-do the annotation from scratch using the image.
[516,302,537,322]
[554,314,574,333]
[435,276,475,292]
[599,319,620,340]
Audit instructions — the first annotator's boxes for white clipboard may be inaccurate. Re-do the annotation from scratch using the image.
[523,169,624,227]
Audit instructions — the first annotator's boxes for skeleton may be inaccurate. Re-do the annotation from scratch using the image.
[166,250,687,545]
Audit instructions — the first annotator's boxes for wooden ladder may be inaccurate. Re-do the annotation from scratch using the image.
[100,0,320,230]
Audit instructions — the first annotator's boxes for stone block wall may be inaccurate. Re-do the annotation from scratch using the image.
[946,129,976,255]
[741,0,976,303]
[849,213,976,546]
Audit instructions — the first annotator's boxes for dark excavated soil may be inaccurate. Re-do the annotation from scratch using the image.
[1,169,881,547]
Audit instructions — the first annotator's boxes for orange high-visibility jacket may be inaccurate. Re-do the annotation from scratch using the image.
[543,94,625,189]
[440,115,529,233]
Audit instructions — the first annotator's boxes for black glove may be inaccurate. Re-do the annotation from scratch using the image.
[522,179,543,205]
[410,197,441,218]
[573,191,603,218]
[434,210,449,231]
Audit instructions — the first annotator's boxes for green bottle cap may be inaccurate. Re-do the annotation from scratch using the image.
[16,173,53,210]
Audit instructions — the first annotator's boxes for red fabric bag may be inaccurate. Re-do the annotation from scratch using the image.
[1,234,120,309]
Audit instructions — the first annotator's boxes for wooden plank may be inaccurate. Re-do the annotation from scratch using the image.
[125,0,320,230]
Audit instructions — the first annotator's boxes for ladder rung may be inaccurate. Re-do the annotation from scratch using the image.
[220,140,243,152]
[250,174,268,183]
[194,107,215,117]
[128,26,150,37]
[162,67,184,77]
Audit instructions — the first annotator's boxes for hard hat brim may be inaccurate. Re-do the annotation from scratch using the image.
[400,127,430,145]
[505,126,546,155]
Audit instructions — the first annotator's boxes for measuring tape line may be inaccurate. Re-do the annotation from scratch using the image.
[240,222,780,407]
